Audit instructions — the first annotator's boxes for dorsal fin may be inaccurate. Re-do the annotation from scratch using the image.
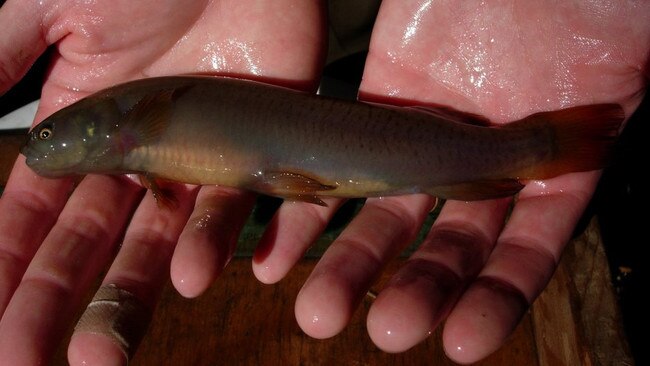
[407,104,494,127]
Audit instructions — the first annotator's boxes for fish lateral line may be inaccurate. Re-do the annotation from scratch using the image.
[19,76,626,204]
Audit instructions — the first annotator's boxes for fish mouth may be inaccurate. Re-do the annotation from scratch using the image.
[20,142,38,164]
[20,141,32,159]
[20,132,32,154]
[20,143,59,177]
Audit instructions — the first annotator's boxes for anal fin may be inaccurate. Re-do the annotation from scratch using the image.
[428,179,524,201]
[251,171,337,206]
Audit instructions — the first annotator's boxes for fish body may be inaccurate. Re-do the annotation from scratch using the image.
[21,76,624,203]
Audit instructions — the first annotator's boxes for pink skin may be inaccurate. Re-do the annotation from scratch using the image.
[0,1,648,365]
[256,0,649,363]
[0,1,325,365]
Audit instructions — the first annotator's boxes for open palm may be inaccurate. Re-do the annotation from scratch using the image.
[255,0,649,364]
[0,1,324,364]
[361,1,648,362]
[0,0,648,365]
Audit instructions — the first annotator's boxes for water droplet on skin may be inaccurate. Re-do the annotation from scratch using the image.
[194,213,212,230]
[532,180,547,190]
[401,0,434,46]
[528,180,564,196]
[200,40,263,75]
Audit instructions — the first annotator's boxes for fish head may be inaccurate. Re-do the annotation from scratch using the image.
[21,97,125,177]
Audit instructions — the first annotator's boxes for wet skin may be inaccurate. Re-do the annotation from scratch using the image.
[0,0,648,365]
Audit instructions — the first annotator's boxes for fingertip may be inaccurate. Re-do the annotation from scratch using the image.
[442,324,484,364]
[253,198,341,285]
[170,254,213,298]
[68,333,127,366]
[366,287,433,353]
[442,317,501,365]
[170,271,207,299]
[251,261,283,285]
[172,186,254,297]
[294,279,350,339]
[294,307,342,339]
[442,276,529,364]
[172,230,228,298]
[367,257,465,353]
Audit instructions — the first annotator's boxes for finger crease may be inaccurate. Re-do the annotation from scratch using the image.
[398,258,464,296]
[20,274,75,300]
[6,188,59,223]
[336,237,384,270]
[474,275,531,307]
[0,248,30,274]
[365,201,420,240]
[499,238,560,267]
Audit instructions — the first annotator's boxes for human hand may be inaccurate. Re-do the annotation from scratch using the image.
[252,0,649,363]
[0,1,325,364]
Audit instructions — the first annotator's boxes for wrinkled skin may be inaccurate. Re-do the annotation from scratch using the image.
[0,0,648,365]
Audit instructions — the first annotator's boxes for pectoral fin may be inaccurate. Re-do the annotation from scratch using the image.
[428,179,524,201]
[251,171,337,206]
[139,174,179,210]
[284,194,329,206]
[120,90,174,148]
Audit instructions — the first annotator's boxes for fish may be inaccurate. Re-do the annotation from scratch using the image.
[21,75,624,206]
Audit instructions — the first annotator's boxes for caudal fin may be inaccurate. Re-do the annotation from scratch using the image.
[506,103,625,179]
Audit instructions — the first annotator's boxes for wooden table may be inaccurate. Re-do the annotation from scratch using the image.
[0,131,632,365]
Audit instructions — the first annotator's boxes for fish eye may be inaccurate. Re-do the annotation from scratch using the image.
[38,127,53,140]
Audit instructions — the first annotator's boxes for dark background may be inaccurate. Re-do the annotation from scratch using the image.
[0,1,646,364]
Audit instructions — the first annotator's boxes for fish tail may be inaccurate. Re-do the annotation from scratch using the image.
[506,103,625,179]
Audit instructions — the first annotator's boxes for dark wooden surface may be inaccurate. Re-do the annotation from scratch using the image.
[1,131,632,365]
[131,259,538,366]
[0,130,23,185]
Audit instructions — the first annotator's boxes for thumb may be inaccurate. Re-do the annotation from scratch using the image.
[0,0,48,95]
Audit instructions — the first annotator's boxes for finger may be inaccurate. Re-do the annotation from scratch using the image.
[0,158,74,312]
[295,195,435,339]
[366,198,511,353]
[0,174,142,365]
[442,172,599,364]
[0,89,98,310]
[171,186,256,298]
[0,0,48,93]
[68,183,197,365]
[252,197,342,284]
